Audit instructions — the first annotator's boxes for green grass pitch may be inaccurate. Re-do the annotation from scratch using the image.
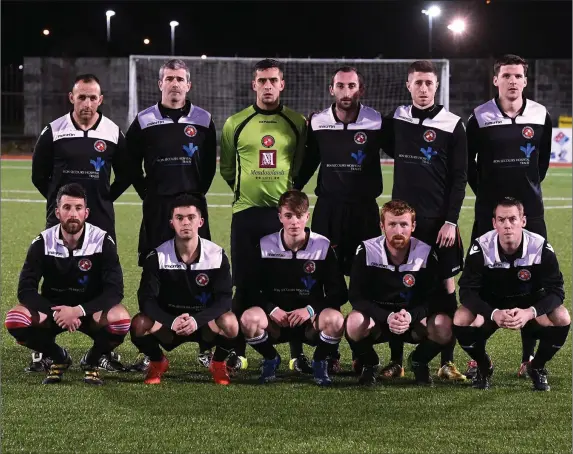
[1,161,571,453]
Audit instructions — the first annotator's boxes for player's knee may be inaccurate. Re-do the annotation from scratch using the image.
[320,308,344,336]
[428,313,452,344]
[548,305,571,326]
[240,307,264,331]
[453,306,476,327]
[5,307,33,337]
[345,310,368,340]
[130,313,153,337]
[217,311,239,338]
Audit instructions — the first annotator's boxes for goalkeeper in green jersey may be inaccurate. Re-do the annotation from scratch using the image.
[220,59,309,373]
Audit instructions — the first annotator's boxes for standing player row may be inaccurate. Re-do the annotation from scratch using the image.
[25,54,554,381]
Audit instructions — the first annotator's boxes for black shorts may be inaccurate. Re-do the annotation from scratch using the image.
[138,193,211,266]
[230,207,282,298]
[371,319,428,345]
[44,313,99,338]
[471,214,547,243]
[268,319,319,346]
[311,197,381,276]
[414,217,464,279]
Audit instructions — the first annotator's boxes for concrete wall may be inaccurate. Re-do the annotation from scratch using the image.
[22,57,572,137]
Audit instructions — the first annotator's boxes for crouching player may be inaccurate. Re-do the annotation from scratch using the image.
[346,200,452,386]
[130,194,238,385]
[454,197,570,391]
[240,190,347,386]
[5,183,130,385]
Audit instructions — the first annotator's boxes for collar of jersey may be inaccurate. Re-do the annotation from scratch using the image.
[158,99,192,118]
[68,111,103,131]
[173,237,203,265]
[381,236,413,266]
[330,103,362,125]
[278,228,311,252]
[55,223,88,251]
[493,96,527,119]
[253,102,283,116]
[493,231,528,263]
[411,103,442,120]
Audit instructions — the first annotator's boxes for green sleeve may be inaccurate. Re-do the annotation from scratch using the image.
[219,116,237,186]
[292,115,308,181]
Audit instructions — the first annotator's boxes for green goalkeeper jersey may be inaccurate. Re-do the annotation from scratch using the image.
[220,103,307,214]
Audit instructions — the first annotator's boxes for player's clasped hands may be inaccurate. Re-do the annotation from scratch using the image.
[388,309,411,335]
[52,305,82,332]
[492,308,535,330]
[269,307,290,327]
[287,308,311,327]
[172,313,197,336]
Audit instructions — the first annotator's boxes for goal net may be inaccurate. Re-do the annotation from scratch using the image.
[128,55,449,137]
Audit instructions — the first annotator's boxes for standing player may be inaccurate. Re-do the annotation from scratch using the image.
[240,190,347,386]
[125,59,217,371]
[4,183,130,385]
[131,195,238,385]
[346,200,453,386]
[454,197,570,391]
[379,60,467,381]
[220,59,307,373]
[30,74,130,373]
[466,55,553,376]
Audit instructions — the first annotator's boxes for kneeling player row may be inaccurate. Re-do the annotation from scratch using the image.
[5,184,570,391]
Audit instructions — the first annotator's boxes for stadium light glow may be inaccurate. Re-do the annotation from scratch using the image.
[170,21,179,55]
[42,29,50,36]
[106,10,115,43]
[421,5,441,57]
[448,19,466,34]
[143,38,150,45]
[201,54,207,59]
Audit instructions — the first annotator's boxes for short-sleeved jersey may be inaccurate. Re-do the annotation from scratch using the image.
[466,98,552,218]
[248,229,348,314]
[31,112,128,235]
[137,237,232,329]
[349,235,441,323]
[125,101,217,198]
[294,104,384,201]
[17,223,123,315]
[459,229,564,319]
[382,104,467,224]
[220,104,307,214]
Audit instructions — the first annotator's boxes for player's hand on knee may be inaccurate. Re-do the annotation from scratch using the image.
[504,308,535,330]
[436,223,456,248]
[388,310,410,335]
[171,313,190,333]
[52,305,83,330]
[175,316,197,336]
[269,308,289,327]
[287,308,310,327]
[492,309,513,328]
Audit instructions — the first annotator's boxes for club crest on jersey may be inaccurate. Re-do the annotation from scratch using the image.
[303,260,316,274]
[94,140,107,152]
[184,125,197,137]
[78,258,92,271]
[423,129,436,142]
[403,274,415,287]
[196,273,209,287]
[261,135,275,148]
[354,132,367,144]
[517,269,531,281]
[522,126,534,139]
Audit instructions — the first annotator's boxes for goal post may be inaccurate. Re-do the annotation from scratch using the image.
[128,55,449,134]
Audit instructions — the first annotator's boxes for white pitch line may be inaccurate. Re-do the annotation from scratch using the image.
[1,198,572,211]
[2,189,572,202]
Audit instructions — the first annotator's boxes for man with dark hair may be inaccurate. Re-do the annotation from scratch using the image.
[29,73,130,373]
[124,58,218,372]
[5,183,130,385]
[466,54,553,377]
[240,190,347,386]
[454,197,570,391]
[131,194,238,385]
[346,200,453,386]
[220,59,307,373]
[378,60,467,381]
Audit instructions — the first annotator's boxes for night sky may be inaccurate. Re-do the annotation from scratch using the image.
[2,0,572,63]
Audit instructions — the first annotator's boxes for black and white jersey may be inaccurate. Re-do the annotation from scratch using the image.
[466,98,552,218]
[247,229,348,314]
[381,104,467,224]
[125,100,217,199]
[459,229,564,319]
[349,235,442,323]
[31,112,130,237]
[137,237,232,329]
[294,104,384,201]
[17,223,123,316]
